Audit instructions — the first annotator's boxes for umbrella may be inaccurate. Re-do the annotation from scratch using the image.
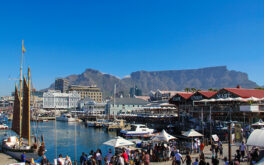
[247,128,264,147]
[103,136,134,147]
[182,129,203,137]
[152,130,176,142]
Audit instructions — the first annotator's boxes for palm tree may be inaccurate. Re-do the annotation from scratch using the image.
[184,88,190,92]
[191,88,196,93]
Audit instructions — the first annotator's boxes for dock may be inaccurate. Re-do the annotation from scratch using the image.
[3,150,39,163]
[0,152,18,164]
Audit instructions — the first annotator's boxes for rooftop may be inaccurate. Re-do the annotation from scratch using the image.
[110,98,149,105]
[224,88,264,98]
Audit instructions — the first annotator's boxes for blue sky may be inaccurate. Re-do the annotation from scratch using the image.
[0,0,263,96]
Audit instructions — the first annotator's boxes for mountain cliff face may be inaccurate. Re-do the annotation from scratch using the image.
[48,66,258,97]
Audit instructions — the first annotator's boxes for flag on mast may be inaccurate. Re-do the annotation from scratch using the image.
[22,40,26,53]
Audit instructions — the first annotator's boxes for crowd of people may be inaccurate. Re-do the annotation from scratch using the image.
[19,137,262,165]
[79,148,150,165]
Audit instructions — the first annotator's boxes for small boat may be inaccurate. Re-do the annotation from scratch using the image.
[86,120,96,127]
[0,123,9,129]
[43,120,48,122]
[56,114,76,122]
[120,124,154,136]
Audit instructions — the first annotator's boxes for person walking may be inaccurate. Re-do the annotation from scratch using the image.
[200,141,205,153]
[57,154,64,165]
[41,155,50,165]
[184,151,192,165]
[192,158,199,165]
[21,152,26,162]
[144,151,150,165]
[106,149,113,164]
[174,149,183,165]
[240,141,246,161]
[64,155,72,165]
[96,149,103,165]
[80,152,87,165]
[29,158,36,165]
[121,148,129,165]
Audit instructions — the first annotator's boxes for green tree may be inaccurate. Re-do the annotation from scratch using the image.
[184,88,190,92]
[191,88,196,92]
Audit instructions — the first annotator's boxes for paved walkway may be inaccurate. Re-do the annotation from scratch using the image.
[0,152,18,165]
[150,143,248,165]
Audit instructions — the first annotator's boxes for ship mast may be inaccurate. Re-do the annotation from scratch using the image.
[19,40,25,146]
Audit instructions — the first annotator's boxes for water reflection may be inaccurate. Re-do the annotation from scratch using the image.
[0,121,116,162]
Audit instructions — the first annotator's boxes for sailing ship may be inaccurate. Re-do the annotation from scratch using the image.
[2,41,42,156]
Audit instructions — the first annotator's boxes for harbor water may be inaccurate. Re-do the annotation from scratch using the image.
[0,121,116,163]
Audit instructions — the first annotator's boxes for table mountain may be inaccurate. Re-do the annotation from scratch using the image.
[48,66,258,97]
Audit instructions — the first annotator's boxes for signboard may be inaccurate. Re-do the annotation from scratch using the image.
[234,124,243,143]
[212,134,219,141]
[191,95,203,101]
[172,97,181,102]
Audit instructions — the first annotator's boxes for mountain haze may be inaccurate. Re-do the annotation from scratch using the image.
[48,66,258,97]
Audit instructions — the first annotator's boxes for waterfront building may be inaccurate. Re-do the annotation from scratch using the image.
[129,85,142,97]
[169,86,264,123]
[135,96,150,101]
[55,78,69,93]
[136,102,178,116]
[0,96,14,110]
[68,85,103,102]
[106,98,149,115]
[149,90,184,101]
[43,90,80,109]
[78,98,106,115]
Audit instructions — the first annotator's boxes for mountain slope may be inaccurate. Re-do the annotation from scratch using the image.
[48,66,258,97]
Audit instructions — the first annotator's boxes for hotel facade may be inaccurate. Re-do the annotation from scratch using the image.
[68,85,103,103]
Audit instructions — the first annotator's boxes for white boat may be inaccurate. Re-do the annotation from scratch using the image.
[86,120,96,127]
[56,114,76,122]
[0,123,8,129]
[2,136,31,151]
[120,124,154,136]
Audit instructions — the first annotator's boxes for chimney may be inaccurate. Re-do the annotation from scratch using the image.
[236,85,241,89]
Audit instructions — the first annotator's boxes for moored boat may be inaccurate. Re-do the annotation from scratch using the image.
[2,41,42,160]
[0,123,9,129]
[120,124,154,136]
[56,114,76,122]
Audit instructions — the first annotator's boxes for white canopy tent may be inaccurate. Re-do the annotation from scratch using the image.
[103,136,134,147]
[152,129,176,142]
[247,128,264,147]
[182,129,204,137]
[251,120,264,127]
[182,129,203,152]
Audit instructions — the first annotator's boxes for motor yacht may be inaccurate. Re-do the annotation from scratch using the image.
[56,114,76,122]
[120,124,154,136]
[0,123,8,129]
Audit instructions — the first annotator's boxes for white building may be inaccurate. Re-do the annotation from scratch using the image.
[106,98,148,115]
[79,98,106,115]
[43,90,80,109]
